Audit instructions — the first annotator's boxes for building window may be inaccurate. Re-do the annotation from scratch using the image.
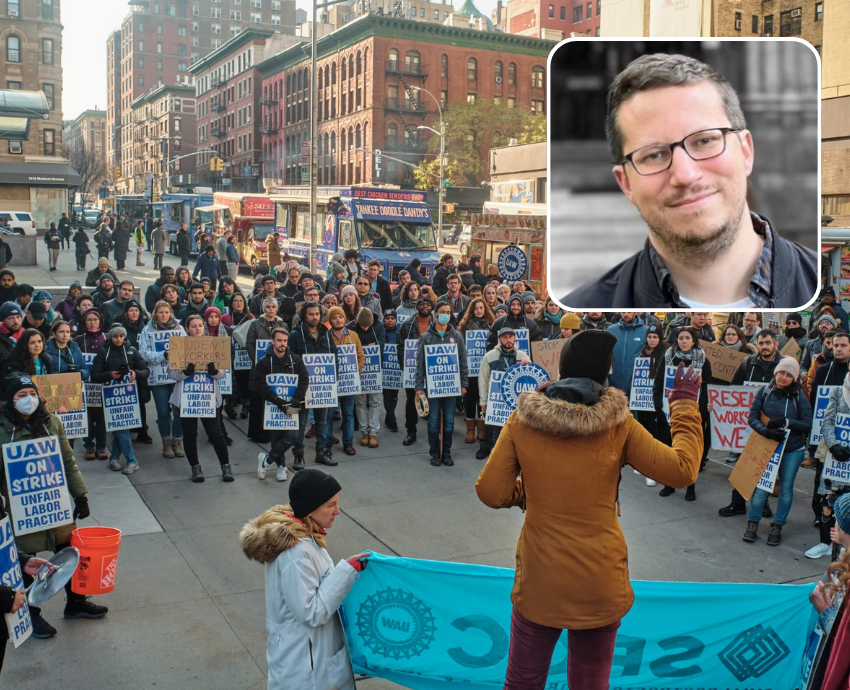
[495,61,503,82]
[441,54,448,78]
[764,14,773,34]
[573,5,582,22]
[230,9,239,18]
[752,15,758,32]
[468,57,477,81]
[178,44,187,56]
[139,76,144,85]
[8,140,22,155]
[230,26,241,35]
[43,129,55,156]
[405,51,420,73]
[42,38,55,65]
[440,90,447,108]
[178,25,187,36]
[7,0,19,16]
[139,40,144,50]
[43,83,55,109]
[251,12,261,21]
[41,0,53,20]
[596,26,600,35]
[387,123,398,148]
[157,59,163,69]
[444,10,448,18]
[139,56,145,67]
[420,7,424,16]
[597,0,601,15]
[467,93,477,103]
[157,42,163,53]
[212,23,221,33]
[548,4,554,18]
[531,99,545,115]
[6,81,20,89]
[560,6,566,19]
[272,0,280,9]
[178,61,187,71]
[780,9,801,36]
[587,2,591,18]
[271,14,280,24]
[507,96,515,109]
[735,11,741,29]
[508,62,516,85]
[251,0,261,6]
[212,7,221,17]
[192,4,199,15]
[815,2,823,21]
[6,35,20,62]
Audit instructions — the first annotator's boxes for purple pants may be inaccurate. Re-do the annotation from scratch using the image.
[504,609,620,690]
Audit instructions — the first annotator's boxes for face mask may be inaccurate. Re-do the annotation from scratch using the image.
[15,395,39,415]
[437,313,450,326]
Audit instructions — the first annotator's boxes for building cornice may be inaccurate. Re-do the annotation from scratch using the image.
[130,84,196,110]
[188,27,276,75]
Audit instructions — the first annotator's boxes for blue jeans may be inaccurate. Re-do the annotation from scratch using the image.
[297,407,330,452]
[151,384,182,439]
[111,430,137,463]
[427,396,456,459]
[749,449,805,525]
[339,395,356,445]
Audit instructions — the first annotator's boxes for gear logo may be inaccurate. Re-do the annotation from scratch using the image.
[718,624,790,681]
[356,587,436,660]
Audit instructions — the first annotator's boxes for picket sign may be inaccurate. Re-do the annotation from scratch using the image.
[262,373,300,430]
[628,357,653,411]
[80,353,102,407]
[337,343,363,396]
[484,371,511,427]
[382,344,402,391]
[180,373,217,418]
[466,331,488,377]
[810,386,840,446]
[402,340,418,388]
[360,344,382,394]
[303,354,338,409]
[149,330,182,386]
[823,412,850,487]
[102,378,142,431]
[1,515,31,646]
[425,343,461,398]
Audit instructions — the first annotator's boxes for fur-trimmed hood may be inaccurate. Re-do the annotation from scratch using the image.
[515,384,630,438]
[239,504,326,563]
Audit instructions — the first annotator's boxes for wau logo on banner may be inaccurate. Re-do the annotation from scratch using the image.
[340,553,812,689]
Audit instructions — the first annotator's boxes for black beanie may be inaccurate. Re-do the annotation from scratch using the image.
[280,297,297,317]
[4,372,37,407]
[289,469,342,518]
[559,330,616,384]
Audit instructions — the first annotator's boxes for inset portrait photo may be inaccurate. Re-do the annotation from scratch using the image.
[547,39,820,311]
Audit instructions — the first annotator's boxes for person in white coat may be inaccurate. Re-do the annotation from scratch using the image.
[239,469,368,690]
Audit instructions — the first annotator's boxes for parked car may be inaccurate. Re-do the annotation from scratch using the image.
[81,209,100,228]
[0,211,36,235]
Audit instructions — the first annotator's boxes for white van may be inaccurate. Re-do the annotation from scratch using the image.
[0,211,36,235]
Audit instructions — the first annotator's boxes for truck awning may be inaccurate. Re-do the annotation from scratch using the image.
[196,204,228,212]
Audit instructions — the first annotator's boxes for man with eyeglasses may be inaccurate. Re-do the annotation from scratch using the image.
[562,53,817,309]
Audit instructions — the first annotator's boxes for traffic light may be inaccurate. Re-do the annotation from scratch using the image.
[113,166,121,179]
[210,157,224,172]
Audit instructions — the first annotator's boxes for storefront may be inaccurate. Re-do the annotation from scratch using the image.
[0,162,81,230]
[469,210,546,295]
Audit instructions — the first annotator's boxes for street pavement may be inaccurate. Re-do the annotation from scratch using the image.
[4,241,826,689]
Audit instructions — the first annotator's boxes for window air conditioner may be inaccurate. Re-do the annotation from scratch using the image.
[495,77,502,83]
[762,31,772,36]
[735,19,741,28]
[791,8,801,16]
[8,8,17,15]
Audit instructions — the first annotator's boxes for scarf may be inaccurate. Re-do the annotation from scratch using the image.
[784,326,807,340]
[544,311,562,325]
[155,316,178,331]
[721,339,746,351]
[665,343,706,369]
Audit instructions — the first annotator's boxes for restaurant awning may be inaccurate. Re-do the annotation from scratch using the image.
[0,90,49,119]
[0,162,82,187]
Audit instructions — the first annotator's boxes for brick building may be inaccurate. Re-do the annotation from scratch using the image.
[257,15,553,188]
[0,0,78,228]
[107,0,297,193]
[324,0,456,30]
[822,0,850,225]
[504,0,601,39]
[63,110,108,171]
[190,28,302,191]
[129,84,197,195]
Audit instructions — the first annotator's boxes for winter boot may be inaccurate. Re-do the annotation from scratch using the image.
[292,453,305,472]
[743,521,759,543]
[172,438,185,457]
[465,420,475,443]
[767,523,782,546]
[162,437,175,459]
[477,419,486,440]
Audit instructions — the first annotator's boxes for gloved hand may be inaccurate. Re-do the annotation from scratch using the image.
[667,363,701,403]
[183,363,195,376]
[767,417,786,429]
[207,362,218,376]
[73,495,90,521]
[346,553,369,572]
[766,428,786,442]
[830,444,850,462]
[274,398,290,414]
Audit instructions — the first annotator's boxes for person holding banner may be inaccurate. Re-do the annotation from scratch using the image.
[75,307,109,460]
[349,308,384,449]
[254,328,310,479]
[654,327,712,501]
[246,298,287,443]
[633,324,669,487]
[459,298,495,444]
[168,315,232,482]
[488,294,542,351]
[415,302,469,466]
[0,373,108,636]
[329,307,364,456]
[90,326,150,474]
[476,331,704,689]
[203,307,235,446]
[741,357,812,545]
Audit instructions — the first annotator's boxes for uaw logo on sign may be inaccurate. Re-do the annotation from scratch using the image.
[356,587,436,661]
[496,245,528,282]
[500,363,550,409]
[718,624,790,681]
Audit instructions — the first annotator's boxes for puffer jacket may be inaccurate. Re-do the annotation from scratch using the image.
[748,382,812,452]
[45,339,90,380]
[250,348,309,406]
[414,322,469,392]
[246,316,286,363]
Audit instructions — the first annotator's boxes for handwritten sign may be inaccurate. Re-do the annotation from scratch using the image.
[180,373,217,418]
[707,385,757,452]
[466,330,488,377]
[530,339,567,382]
[403,339,418,388]
[102,379,142,431]
[699,340,749,383]
[168,336,231,369]
[34,373,88,439]
[360,344,382,394]
[263,374,299,430]
[149,329,182,385]
[382,344,402,390]
[425,343,461,398]
[810,386,840,446]
[303,353,338,409]
[3,436,73,537]
[729,426,781,499]
[81,353,101,407]
[628,358,653,411]
[337,343,362,396]
[823,412,850,487]
[1,515,31,647]
[484,371,511,427]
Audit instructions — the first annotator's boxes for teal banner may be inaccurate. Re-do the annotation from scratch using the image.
[340,553,816,690]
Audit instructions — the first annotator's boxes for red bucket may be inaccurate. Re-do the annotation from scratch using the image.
[70,527,122,595]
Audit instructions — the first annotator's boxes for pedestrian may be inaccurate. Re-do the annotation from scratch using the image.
[149,221,165,270]
[143,213,153,251]
[382,309,400,433]
[222,292,254,419]
[90,325,149,473]
[215,229,230,278]
[86,257,118,289]
[133,220,145,266]
[606,312,648,396]
[225,233,240,281]
[93,223,113,260]
[111,218,130,271]
[58,212,71,249]
[459,297,495,445]
[328,306,364,456]
[415,301,468,466]
[246,298,286,443]
[73,226,90,270]
[266,231,281,276]
[176,223,191,266]
[44,222,62,271]
[239,471,367,690]
[349,307,383,449]
[193,244,221,292]
[475,331,703,689]
[537,298,563,339]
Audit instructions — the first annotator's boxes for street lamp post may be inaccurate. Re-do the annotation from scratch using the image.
[411,86,445,242]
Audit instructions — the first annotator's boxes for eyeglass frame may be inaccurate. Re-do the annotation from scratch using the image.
[618,127,744,176]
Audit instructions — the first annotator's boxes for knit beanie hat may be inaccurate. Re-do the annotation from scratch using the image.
[341,285,357,300]
[559,330,616,384]
[356,308,374,329]
[279,297,297,317]
[106,325,127,340]
[487,264,499,276]
[785,312,803,324]
[4,372,37,407]
[289,469,342,519]
[327,306,346,323]
[818,314,838,328]
[560,312,580,330]
[833,493,850,534]
[774,356,800,380]
[0,301,21,321]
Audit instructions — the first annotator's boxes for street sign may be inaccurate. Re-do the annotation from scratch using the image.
[221,178,231,186]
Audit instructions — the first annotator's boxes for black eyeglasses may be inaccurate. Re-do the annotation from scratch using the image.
[620,127,742,176]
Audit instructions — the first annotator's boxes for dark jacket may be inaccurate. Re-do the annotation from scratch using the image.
[0,239,12,268]
[175,229,191,255]
[810,359,850,407]
[250,348,309,407]
[487,313,543,350]
[46,339,90,379]
[373,276,394,312]
[112,226,130,260]
[397,315,428,370]
[249,290,284,317]
[347,320,386,348]
[73,228,89,253]
[404,263,426,286]
[90,342,150,392]
[653,353,713,420]
[193,251,221,282]
[563,224,818,309]
[176,298,210,324]
[44,227,62,249]
[665,315,716,344]
[288,321,337,359]
[92,286,117,309]
[0,354,52,397]
[85,267,118,288]
[413,322,469,391]
[145,280,187,313]
[431,264,451,296]
[748,383,812,452]
[732,352,782,386]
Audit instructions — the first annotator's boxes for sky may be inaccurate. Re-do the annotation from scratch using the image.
[62,0,499,120]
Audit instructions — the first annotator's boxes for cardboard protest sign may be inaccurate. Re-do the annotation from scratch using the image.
[531,339,567,382]
[810,386,840,446]
[484,371,511,426]
[707,385,757,451]
[757,430,788,493]
[34,373,88,439]
[514,328,530,357]
[180,373,217,418]
[3,436,73,537]
[303,353,338,409]
[337,343,362,396]
[780,337,801,362]
[149,329,182,385]
[823,412,850,487]
[1,515,31,647]
[168,336,230,370]
[254,339,272,362]
[729,426,781,499]
[102,379,142,431]
[628,358,654,411]
[80,353,101,407]
[466,331,488,377]
[263,373,299,430]
[500,363,550,409]
[425,343,461,398]
[382,344,402,391]
[699,340,749,383]
[360,344,382,394]
[403,340,418,388]
[233,339,252,370]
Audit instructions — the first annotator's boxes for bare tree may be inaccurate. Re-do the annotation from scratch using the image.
[64,140,107,205]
